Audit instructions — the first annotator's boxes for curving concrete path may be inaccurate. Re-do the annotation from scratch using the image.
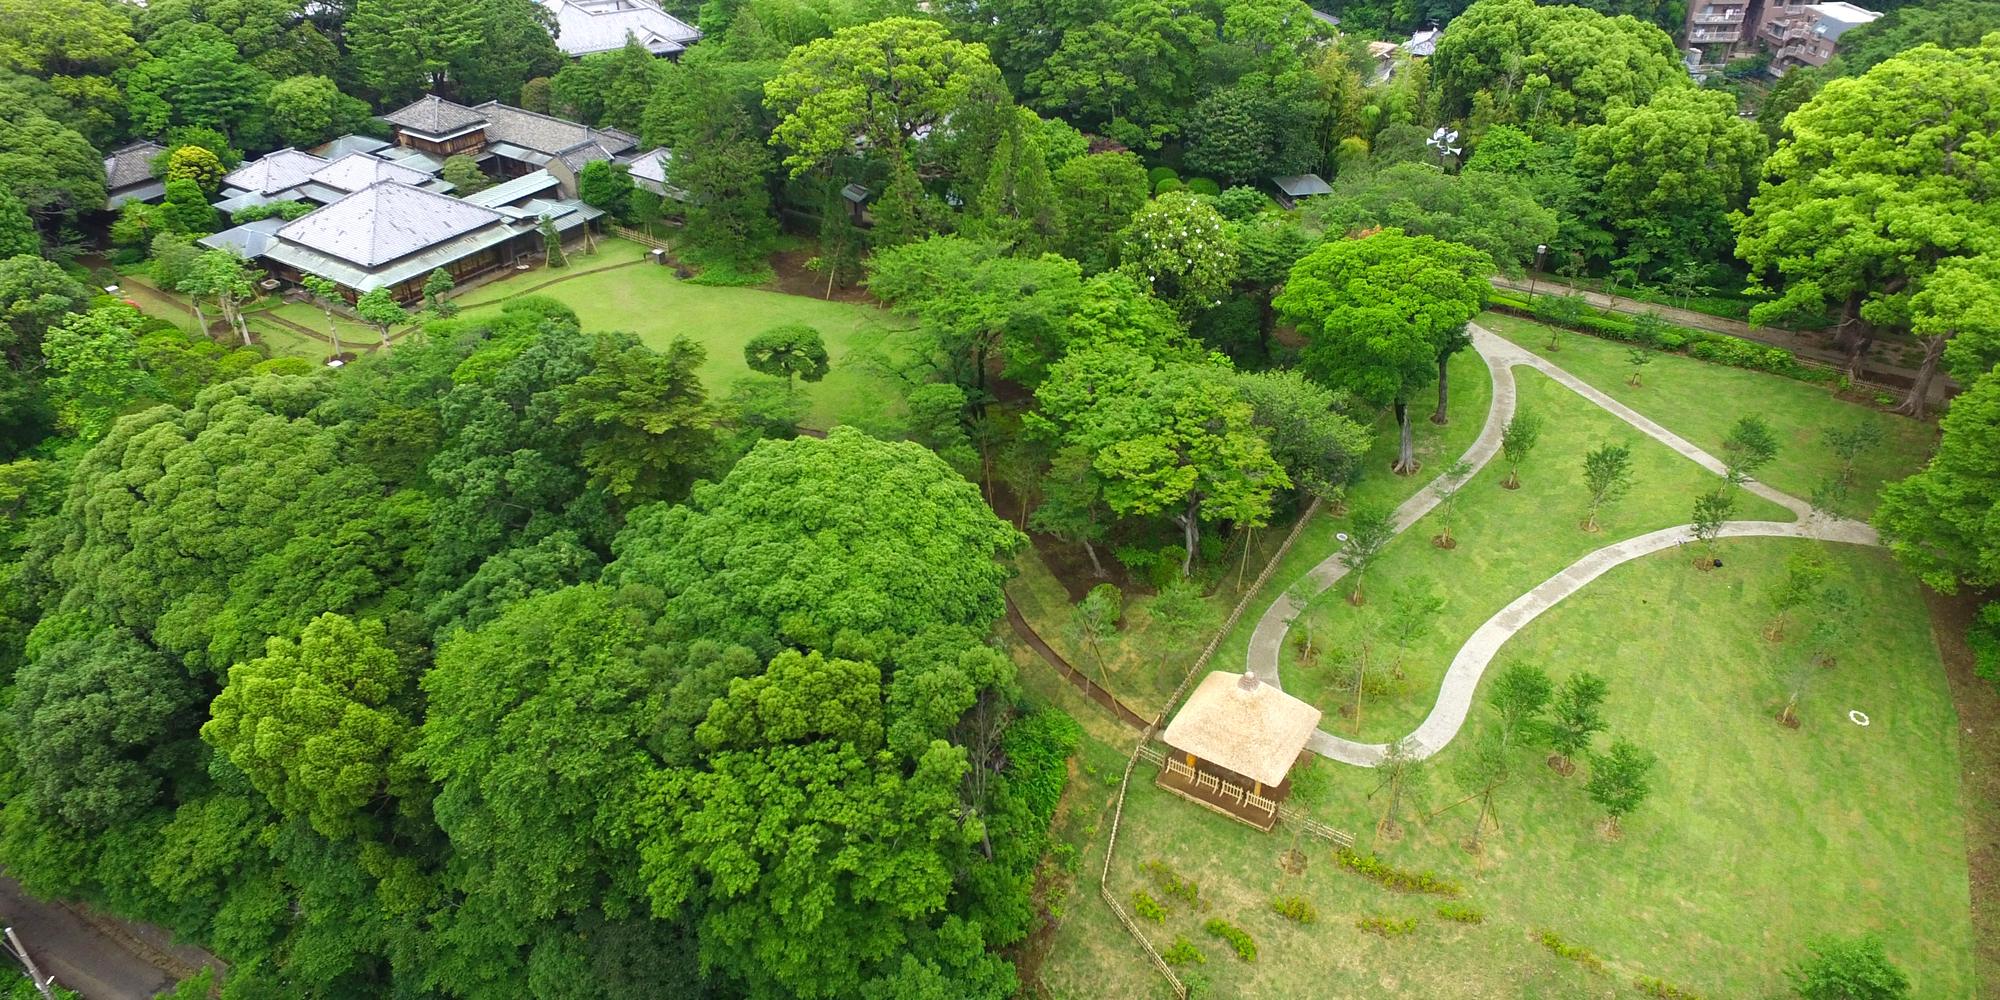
[1246,323,1880,766]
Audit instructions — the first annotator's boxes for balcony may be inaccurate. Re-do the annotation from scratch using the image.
[1692,8,1746,23]
[1690,27,1742,42]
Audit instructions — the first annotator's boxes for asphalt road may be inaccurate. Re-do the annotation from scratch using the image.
[0,878,182,1000]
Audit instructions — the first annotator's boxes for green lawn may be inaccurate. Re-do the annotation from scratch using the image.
[1478,312,1937,518]
[456,241,913,430]
[1281,368,1794,743]
[1039,538,1972,999]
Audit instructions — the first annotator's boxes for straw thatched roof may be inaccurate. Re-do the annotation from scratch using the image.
[1160,672,1324,788]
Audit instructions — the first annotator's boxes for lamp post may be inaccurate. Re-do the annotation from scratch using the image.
[1529,243,1548,300]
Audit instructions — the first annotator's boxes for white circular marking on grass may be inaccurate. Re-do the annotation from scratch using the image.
[1850,710,1871,727]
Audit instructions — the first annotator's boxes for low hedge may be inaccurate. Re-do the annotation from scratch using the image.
[1335,848,1463,896]
[1486,290,1832,385]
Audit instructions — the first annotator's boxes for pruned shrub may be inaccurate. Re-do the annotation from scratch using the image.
[1154,178,1185,195]
[1203,918,1256,962]
[1269,895,1316,924]
[1356,915,1419,938]
[1140,859,1202,908]
[1539,930,1606,973]
[1163,936,1205,966]
[1335,848,1463,896]
[1435,902,1484,924]
[1147,165,1180,186]
[1184,177,1222,197]
[1633,975,1704,999]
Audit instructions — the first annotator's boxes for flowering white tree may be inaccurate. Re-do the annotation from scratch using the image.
[1117,191,1239,317]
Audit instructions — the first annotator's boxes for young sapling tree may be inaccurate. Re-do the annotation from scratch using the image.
[1580,442,1634,532]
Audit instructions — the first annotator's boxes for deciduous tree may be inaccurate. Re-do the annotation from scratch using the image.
[1546,671,1606,773]
[742,323,829,389]
[1584,736,1655,835]
[1275,229,1490,474]
[1580,442,1634,532]
[41,305,157,441]
[1052,152,1150,274]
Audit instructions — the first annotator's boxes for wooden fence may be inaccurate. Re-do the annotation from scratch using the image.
[610,225,672,251]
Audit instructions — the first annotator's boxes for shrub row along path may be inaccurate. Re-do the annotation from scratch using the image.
[1245,324,1880,767]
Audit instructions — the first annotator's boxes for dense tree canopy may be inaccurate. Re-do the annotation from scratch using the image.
[1572,88,1765,273]
[1431,0,1689,125]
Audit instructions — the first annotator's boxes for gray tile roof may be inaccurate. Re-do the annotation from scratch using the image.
[459,169,563,208]
[473,102,638,158]
[199,218,287,258]
[557,141,616,172]
[104,141,166,191]
[620,148,686,200]
[311,134,393,159]
[536,0,700,56]
[275,181,505,267]
[222,149,330,196]
[311,152,436,193]
[381,95,489,137]
[1272,174,1333,198]
[108,180,166,210]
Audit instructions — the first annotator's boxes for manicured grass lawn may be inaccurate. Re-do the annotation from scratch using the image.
[1039,539,1972,998]
[1478,312,1937,519]
[456,242,913,430]
[1281,369,1794,743]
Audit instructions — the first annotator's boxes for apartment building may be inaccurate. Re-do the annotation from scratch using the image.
[1759,1,1883,75]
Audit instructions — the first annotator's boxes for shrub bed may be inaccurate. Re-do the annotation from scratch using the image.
[1132,890,1167,923]
[1163,937,1205,966]
[1356,915,1420,938]
[1141,859,1203,908]
[1633,975,1704,999]
[1487,291,1833,385]
[1269,895,1317,924]
[1334,848,1464,896]
[1203,918,1257,962]
[1434,902,1484,924]
[1538,930,1606,974]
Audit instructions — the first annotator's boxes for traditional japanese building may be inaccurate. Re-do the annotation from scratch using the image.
[103,141,168,210]
[534,0,702,57]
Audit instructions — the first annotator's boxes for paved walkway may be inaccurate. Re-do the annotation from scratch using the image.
[1246,322,1881,766]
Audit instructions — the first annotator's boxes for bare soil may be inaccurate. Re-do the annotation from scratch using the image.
[1545,753,1575,776]
[766,247,875,303]
[1278,848,1308,875]
[1432,534,1458,549]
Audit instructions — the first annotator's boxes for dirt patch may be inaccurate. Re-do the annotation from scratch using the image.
[1431,534,1458,550]
[1924,586,2000,994]
[1545,753,1575,776]
[766,247,876,303]
[987,479,1141,603]
[1278,848,1308,875]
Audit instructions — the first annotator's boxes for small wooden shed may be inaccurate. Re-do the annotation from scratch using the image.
[1158,671,1324,831]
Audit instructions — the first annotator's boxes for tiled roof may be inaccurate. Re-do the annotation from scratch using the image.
[104,141,166,191]
[198,218,287,259]
[381,95,489,136]
[311,134,393,159]
[276,181,504,267]
[222,149,330,196]
[536,0,700,56]
[622,148,669,186]
[473,101,638,158]
[311,152,436,193]
[557,141,617,172]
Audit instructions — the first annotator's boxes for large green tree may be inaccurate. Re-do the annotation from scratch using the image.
[1308,161,1558,275]
[125,23,275,148]
[1572,88,1765,273]
[202,613,422,839]
[41,305,157,441]
[1051,152,1150,274]
[1027,0,1213,146]
[1031,343,1288,573]
[1118,191,1240,319]
[1430,0,1689,126]
[764,17,1006,177]
[1274,229,1491,474]
[1735,34,2000,408]
[265,75,373,149]
[0,109,106,232]
[1876,366,2000,591]
[644,51,780,270]
[606,427,1024,650]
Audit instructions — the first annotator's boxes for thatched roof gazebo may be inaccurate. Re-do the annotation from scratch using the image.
[1156,671,1324,830]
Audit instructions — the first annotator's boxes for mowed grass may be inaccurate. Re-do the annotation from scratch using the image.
[1281,368,1793,743]
[1478,311,1937,518]
[1041,538,1972,998]
[456,241,913,430]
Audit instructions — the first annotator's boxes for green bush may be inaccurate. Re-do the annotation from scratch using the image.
[1970,603,2000,687]
[1334,848,1463,896]
[1154,178,1185,195]
[1488,295,1832,385]
[1269,895,1316,924]
[251,356,318,375]
[1356,915,1420,937]
[1141,859,1203,908]
[1633,975,1704,999]
[1434,902,1484,924]
[1132,889,1167,923]
[1163,936,1205,966]
[1184,177,1222,197]
[1148,165,1180,186]
[1203,918,1256,962]
[1539,930,1606,973]
[1003,710,1082,826]
[1213,186,1269,219]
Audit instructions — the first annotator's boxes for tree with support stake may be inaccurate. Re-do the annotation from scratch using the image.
[1451,728,1512,854]
[1579,442,1634,532]
[1625,347,1653,386]
[1500,408,1542,489]
[1340,503,1394,605]
[1546,671,1606,775]
[1585,736,1656,838]
[1432,458,1473,549]
[1066,583,1121,686]
[1690,487,1736,569]
[1371,736,1428,844]
[300,276,345,360]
